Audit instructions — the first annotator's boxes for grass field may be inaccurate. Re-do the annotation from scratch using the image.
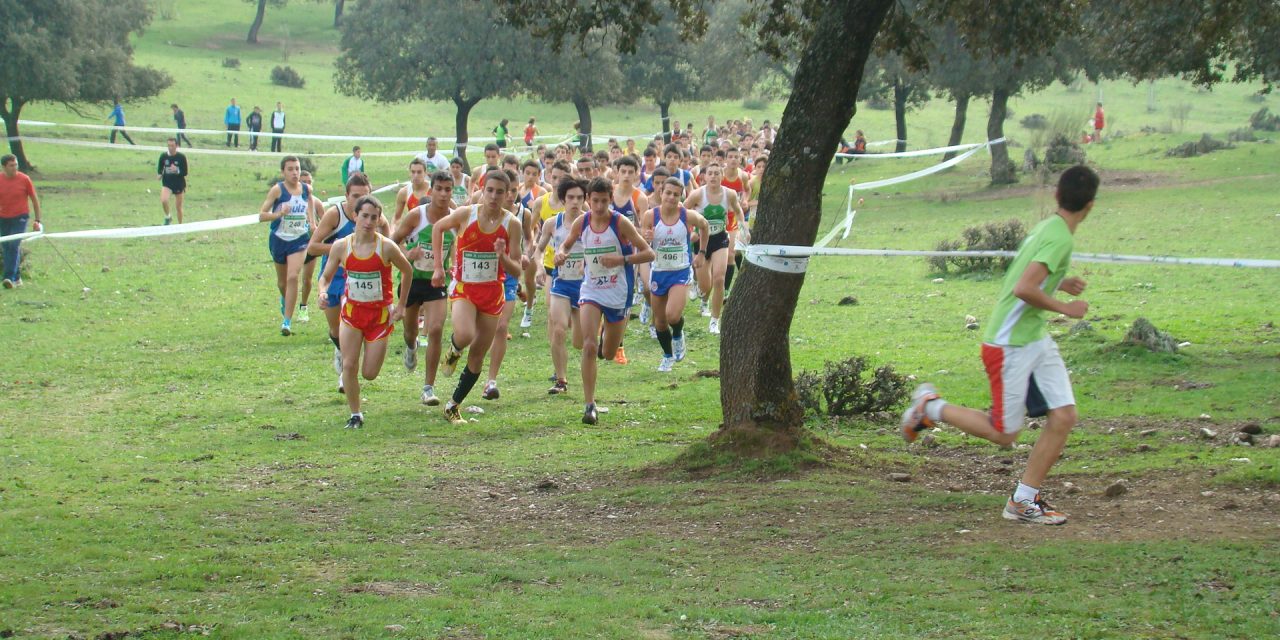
[2,1,1279,638]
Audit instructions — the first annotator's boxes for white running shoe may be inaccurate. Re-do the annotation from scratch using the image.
[657,356,675,372]
[708,318,720,335]
[900,383,940,443]
[648,325,657,339]
[421,384,440,406]
[403,344,418,371]
[520,308,533,328]
[1002,493,1068,525]
[297,305,310,323]
[337,372,344,394]
[700,300,711,317]
[417,334,428,348]
[332,347,343,375]
[687,286,698,301]
[673,335,686,361]
[639,301,651,324]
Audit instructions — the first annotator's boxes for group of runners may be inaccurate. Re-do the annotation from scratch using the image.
[256,127,771,430]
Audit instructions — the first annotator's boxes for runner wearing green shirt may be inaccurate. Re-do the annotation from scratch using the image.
[901,165,1099,526]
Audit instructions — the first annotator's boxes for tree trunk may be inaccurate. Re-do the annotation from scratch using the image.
[247,0,267,44]
[716,0,896,454]
[893,77,908,153]
[0,98,32,172]
[659,100,671,144]
[572,94,592,153]
[453,96,479,175]
[987,86,1016,185]
[942,92,970,161]
[334,0,345,27]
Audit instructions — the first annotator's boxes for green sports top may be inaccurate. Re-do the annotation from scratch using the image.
[983,215,1074,346]
[405,213,455,281]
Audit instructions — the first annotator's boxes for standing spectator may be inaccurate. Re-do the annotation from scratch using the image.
[225,98,242,147]
[493,118,509,149]
[157,138,188,226]
[1092,102,1105,142]
[171,104,193,147]
[523,117,538,146]
[416,136,450,173]
[106,99,135,145]
[342,146,365,186]
[247,106,263,151]
[854,130,867,153]
[0,154,42,289]
[271,102,287,153]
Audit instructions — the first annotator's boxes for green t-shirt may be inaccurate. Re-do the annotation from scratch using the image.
[405,218,455,281]
[983,215,1074,346]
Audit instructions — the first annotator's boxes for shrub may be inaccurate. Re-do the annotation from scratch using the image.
[1249,107,1280,131]
[1020,114,1048,130]
[1227,128,1258,143]
[794,356,909,418]
[1123,317,1179,353]
[741,95,769,111]
[297,156,317,175]
[222,57,240,69]
[1043,134,1087,170]
[1165,134,1232,158]
[271,65,305,89]
[1169,103,1193,133]
[865,96,891,110]
[927,219,1026,275]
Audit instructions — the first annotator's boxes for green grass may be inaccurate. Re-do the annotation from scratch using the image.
[2,1,1279,638]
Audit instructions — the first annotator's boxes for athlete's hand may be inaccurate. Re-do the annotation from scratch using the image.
[693,253,705,270]
[318,291,330,310]
[1061,299,1089,319]
[520,254,530,270]
[431,270,445,288]
[554,251,567,267]
[494,238,507,256]
[599,254,624,268]
[641,226,653,242]
[406,246,424,261]
[1059,276,1087,296]
[389,304,404,323]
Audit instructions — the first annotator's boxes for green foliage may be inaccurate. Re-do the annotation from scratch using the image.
[927,219,1026,274]
[1123,317,1180,353]
[270,65,305,88]
[1165,133,1233,158]
[1021,113,1048,129]
[741,95,769,110]
[794,357,909,418]
[1250,107,1280,131]
[1043,134,1087,170]
[222,57,241,69]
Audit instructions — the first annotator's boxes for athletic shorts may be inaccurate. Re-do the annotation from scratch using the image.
[268,234,310,265]
[161,178,186,195]
[549,278,582,309]
[582,300,627,324]
[449,280,505,317]
[981,336,1075,434]
[503,273,519,302]
[407,277,447,307]
[323,272,347,308]
[704,231,730,256]
[544,266,556,277]
[649,268,692,297]
[341,301,394,343]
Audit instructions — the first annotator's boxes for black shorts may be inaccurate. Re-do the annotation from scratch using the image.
[704,231,730,256]
[161,178,185,195]
[407,277,447,306]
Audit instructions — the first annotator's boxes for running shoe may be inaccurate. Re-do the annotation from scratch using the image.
[280,319,292,336]
[444,402,467,425]
[482,380,500,400]
[337,373,344,394]
[344,414,364,430]
[613,345,629,365]
[708,318,720,335]
[657,356,675,372]
[164,216,172,226]
[2,279,12,289]
[582,403,598,425]
[441,343,461,376]
[1002,493,1068,525]
[520,308,533,328]
[688,286,698,301]
[673,336,686,361]
[418,334,428,348]
[649,325,657,339]
[403,344,418,371]
[900,383,939,443]
[332,347,343,375]
[548,379,568,395]
[639,301,650,324]
[298,305,310,323]
[700,300,711,317]
[421,384,440,406]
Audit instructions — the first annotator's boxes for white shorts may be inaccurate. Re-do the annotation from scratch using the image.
[981,336,1075,434]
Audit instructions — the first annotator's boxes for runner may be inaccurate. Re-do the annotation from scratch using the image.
[609,155,650,363]
[719,148,751,294]
[684,162,744,334]
[517,159,547,328]
[524,118,539,146]
[308,172,379,393]
[661,143,693,197]
[415,136,451,173]
[391,171,456,406]
[297,170,328,324]
[640,177,709,372]
[531,160,572,290]
[431,169,524,424]
[902,166,1100,525]
[554,177,654,425]
[532,178,587,394]
[156,138,187,226]
[393,158,431,224]
[479,169,534,400]
[258,156,322,336]
[470,144,502,195]
[316,195,413,429]
[448,158,470,206]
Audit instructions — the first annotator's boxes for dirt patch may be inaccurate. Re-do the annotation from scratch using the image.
[342,581,438,597]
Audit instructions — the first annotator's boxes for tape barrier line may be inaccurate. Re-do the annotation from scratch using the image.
[746,245,1280,271]
[16,119,582,145]
[851,141,992,191]
[0,181,405,246]
[836,139,996,160]
[8,136,529,159]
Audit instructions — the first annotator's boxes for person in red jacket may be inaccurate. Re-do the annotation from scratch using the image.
[1093,102,1105,142]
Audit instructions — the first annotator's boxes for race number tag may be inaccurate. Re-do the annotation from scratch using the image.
[412,246,434,271]
[462,251,498,283]
[586,246,621,279]
[278,213,308,239]
[559,251,585,280]
[346,270,383,303]
[707,218,725,235]
[655,244,687,270]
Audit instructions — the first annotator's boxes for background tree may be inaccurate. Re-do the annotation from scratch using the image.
[0,0,171,171]
[529,36,628,153]
[244,0,286,44]
[334,0,528,171]
[859,52,931,152]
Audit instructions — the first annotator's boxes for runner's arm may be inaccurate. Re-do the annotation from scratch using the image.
[533,217,556,258]
[618,217,655,265]
[499,216,523,275]
[316,240,347,308]
[258,185,283,221]
[383,237,414,319]
[555,214,586,265]
[307,207,339,256]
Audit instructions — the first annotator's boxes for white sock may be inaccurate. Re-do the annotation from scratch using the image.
[351,412,363,420]
[1014,482,1039,503]
[924,398,948,423]
[487,379,497,386]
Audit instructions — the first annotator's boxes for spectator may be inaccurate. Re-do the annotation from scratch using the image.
[0,154,42,288]
[854,130,867,153]
[493,118,509,149]
[171,104,193,147]
[247,106,263,151]
[271,102,286,153]
[225,98,242,147]
[524,117,538,146]
[342,146,365,186]
[106,99,135,145]
[1093,102,1105,142]
[415,136,450,172]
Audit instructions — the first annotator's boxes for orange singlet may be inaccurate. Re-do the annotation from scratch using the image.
[449,205,509,317]
[340,235,396,342]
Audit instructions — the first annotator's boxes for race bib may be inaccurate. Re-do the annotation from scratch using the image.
[346,270,383,303]
[586,246,622,279]
[452,186,469,206]
[559,252,585,280]
[412,246,434,272]
[655,244,687,270]
[461,251,498,283]
[277,213,308,240]
[707,218,725,235]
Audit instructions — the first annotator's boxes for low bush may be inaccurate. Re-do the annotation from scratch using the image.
[926,219,1026,275]
[794,356,909,418]
[271,65,305,89]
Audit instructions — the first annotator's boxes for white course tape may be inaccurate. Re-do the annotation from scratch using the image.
[9,136,515,159]
[836,139,993,160]
[746,245,1280,271]
[852,142,991,191]
[16,119,575,145]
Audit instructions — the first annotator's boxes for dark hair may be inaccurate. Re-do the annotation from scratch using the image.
[593,150,609,163]
[503,168,519,184]
[661,177,684,193]
[430,171,453,187]
[166,137,177,144]
[614,155,639,171]
[551,160,573,174]
[662,143,680,157]
[484,143,500,153]
[557,177,586,201]
[484,169,511,189]
[1,154,16,166]
[651,166,671,181]
[642,147,656,158]
[280,155,300,170]
[699,145,712,154]
[520,159,541,173]
[1056,165,1100,213]
[409,158,428,170]
[354,194,384,214]
[586,177,611,196]
[352,146,361,152]
[502,153,519,167]
[345,172,371,193]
